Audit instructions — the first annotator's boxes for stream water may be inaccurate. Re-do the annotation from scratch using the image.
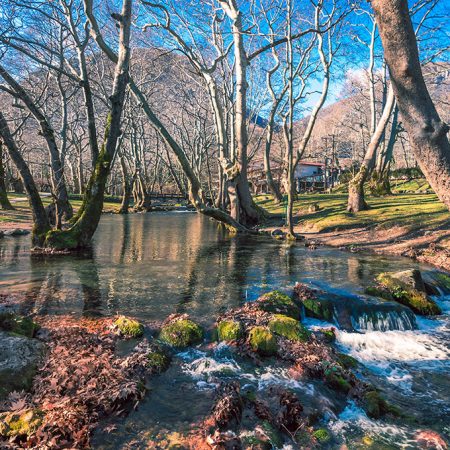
[0,213,449,449]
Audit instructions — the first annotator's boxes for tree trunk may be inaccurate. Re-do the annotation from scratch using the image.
[0,65,73,220]
[0,111,50,244]
[0,142,14,210]
[371,0,450,210]
[118,154,132,214]
[347,86,396,212]
[264,111,283,203]
[44,0,132,250]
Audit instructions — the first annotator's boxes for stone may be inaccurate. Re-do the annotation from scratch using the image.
[268,315,310,342]
[248,326,277,356]
[217,320,243,341]
[389,269,426,292]
[0,409,43,438]
[3,228,30,237]
[256,291,300,320]
[112,316,144,338]
[376,272,441,316]
[0,331,44,399]
[0,313,39,338]
[159,317,203,348]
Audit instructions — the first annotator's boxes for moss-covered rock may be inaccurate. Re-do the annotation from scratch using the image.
[159,318,203,348]
[376,273,441,315]
[434,272,450,293]
[336,353,358,370]
[301,297,334,322]
[147,349,171,374]
[112,316,144,338]
[248,326,277,356]
[318,327,336,343]
[362,390,400,419]
[268,315,310,342]
[313,428,331,444]
[217,320,243,341]
[256,291,300,319]
[324,365,351,394]
[0,313,39,338]
[0,409,43,438]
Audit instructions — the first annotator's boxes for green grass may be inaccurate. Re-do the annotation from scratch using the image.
[256,192,449,233]
[0,193,121,226]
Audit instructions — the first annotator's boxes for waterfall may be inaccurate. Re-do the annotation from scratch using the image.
[350,309,417,332]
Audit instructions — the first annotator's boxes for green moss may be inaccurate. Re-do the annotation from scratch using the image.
[0,409,43,438]
[318,327,336,343]
[260,421,284,448]
[0,313,39,338]
[377,273,441,315]
[257,291,300,319]
[217,320,243,341]
[113,316,144,338]
[268,315,310,342]
[302,297,334,322]
[336,353,358,370]
[159,318,203,348]
[248,326,277,356]
[147,350,171,373]
[313,428,331,444]
[435,272,450,291]
[324,366,351,394]
[362,390,400,419]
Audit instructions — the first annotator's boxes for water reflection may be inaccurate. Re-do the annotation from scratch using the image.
[0,212,431,323]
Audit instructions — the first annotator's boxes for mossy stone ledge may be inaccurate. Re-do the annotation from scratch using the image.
[112,316,144,338]
[159,317,204,348]
[248,326,277,356]
[0,409,43,438]
[146,348,171,374]
[256,291,300,319]
[268,315,310,342]
[0,313,39,338]
[362,390,400,419]
[217,320,243,341]
[376,272,441,316]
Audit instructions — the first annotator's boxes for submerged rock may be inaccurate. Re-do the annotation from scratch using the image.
[217,320,243,341]
[268,315,310,342]
[248,326,277,356]
[375,272,441,316]
[112,316,144,338]
[0,409,43,438]
[2,228,30,237]
[159,315,203,348]
[0,331,43,399]
[0,313,39,338]
[256,291,300,319]
[362,390,400,419]
[146,344,171,374]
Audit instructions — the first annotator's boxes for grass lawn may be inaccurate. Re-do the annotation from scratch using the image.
[256,192,449,233]
[0,193,121,227]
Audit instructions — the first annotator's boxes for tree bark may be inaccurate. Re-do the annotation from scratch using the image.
[371,0,450,210]
[44,0,133,250]
[0,142,14,210]
[118,154,132,214]
[0,65,73,220]
[0,112,50,244]
[347,86,396,212]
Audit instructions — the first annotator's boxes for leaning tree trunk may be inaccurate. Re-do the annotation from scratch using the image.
[0,112,50,244]
[371,0,450,211]
[0,65,73,220]
[0,142,14,210]
[348,86,396,212]
[44,0,132,250]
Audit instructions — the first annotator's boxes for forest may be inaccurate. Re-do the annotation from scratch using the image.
[0,0,449,448]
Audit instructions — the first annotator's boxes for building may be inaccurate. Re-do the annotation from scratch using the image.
[248,158,340,194]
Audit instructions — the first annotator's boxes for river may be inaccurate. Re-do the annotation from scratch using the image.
[1,212,448,449]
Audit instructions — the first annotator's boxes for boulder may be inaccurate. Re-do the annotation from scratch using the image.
[376,272,441,316]
[268,315,310,342]
[389,269,426,292]
[0,332,44,399]
[159,317,203,348]
[248,326,277,356]
[217,320,243,341]
[256,291,300,320]
[112,316,144,338]
[3,228,30,237]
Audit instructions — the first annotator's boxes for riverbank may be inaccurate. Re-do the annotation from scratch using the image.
[256,192,450,271]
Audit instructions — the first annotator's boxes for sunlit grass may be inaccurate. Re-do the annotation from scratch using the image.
[256,192,449,233]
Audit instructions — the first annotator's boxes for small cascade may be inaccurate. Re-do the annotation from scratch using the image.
[351,308,417,332]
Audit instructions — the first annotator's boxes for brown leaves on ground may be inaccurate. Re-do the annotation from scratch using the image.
[1,316,150,449]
